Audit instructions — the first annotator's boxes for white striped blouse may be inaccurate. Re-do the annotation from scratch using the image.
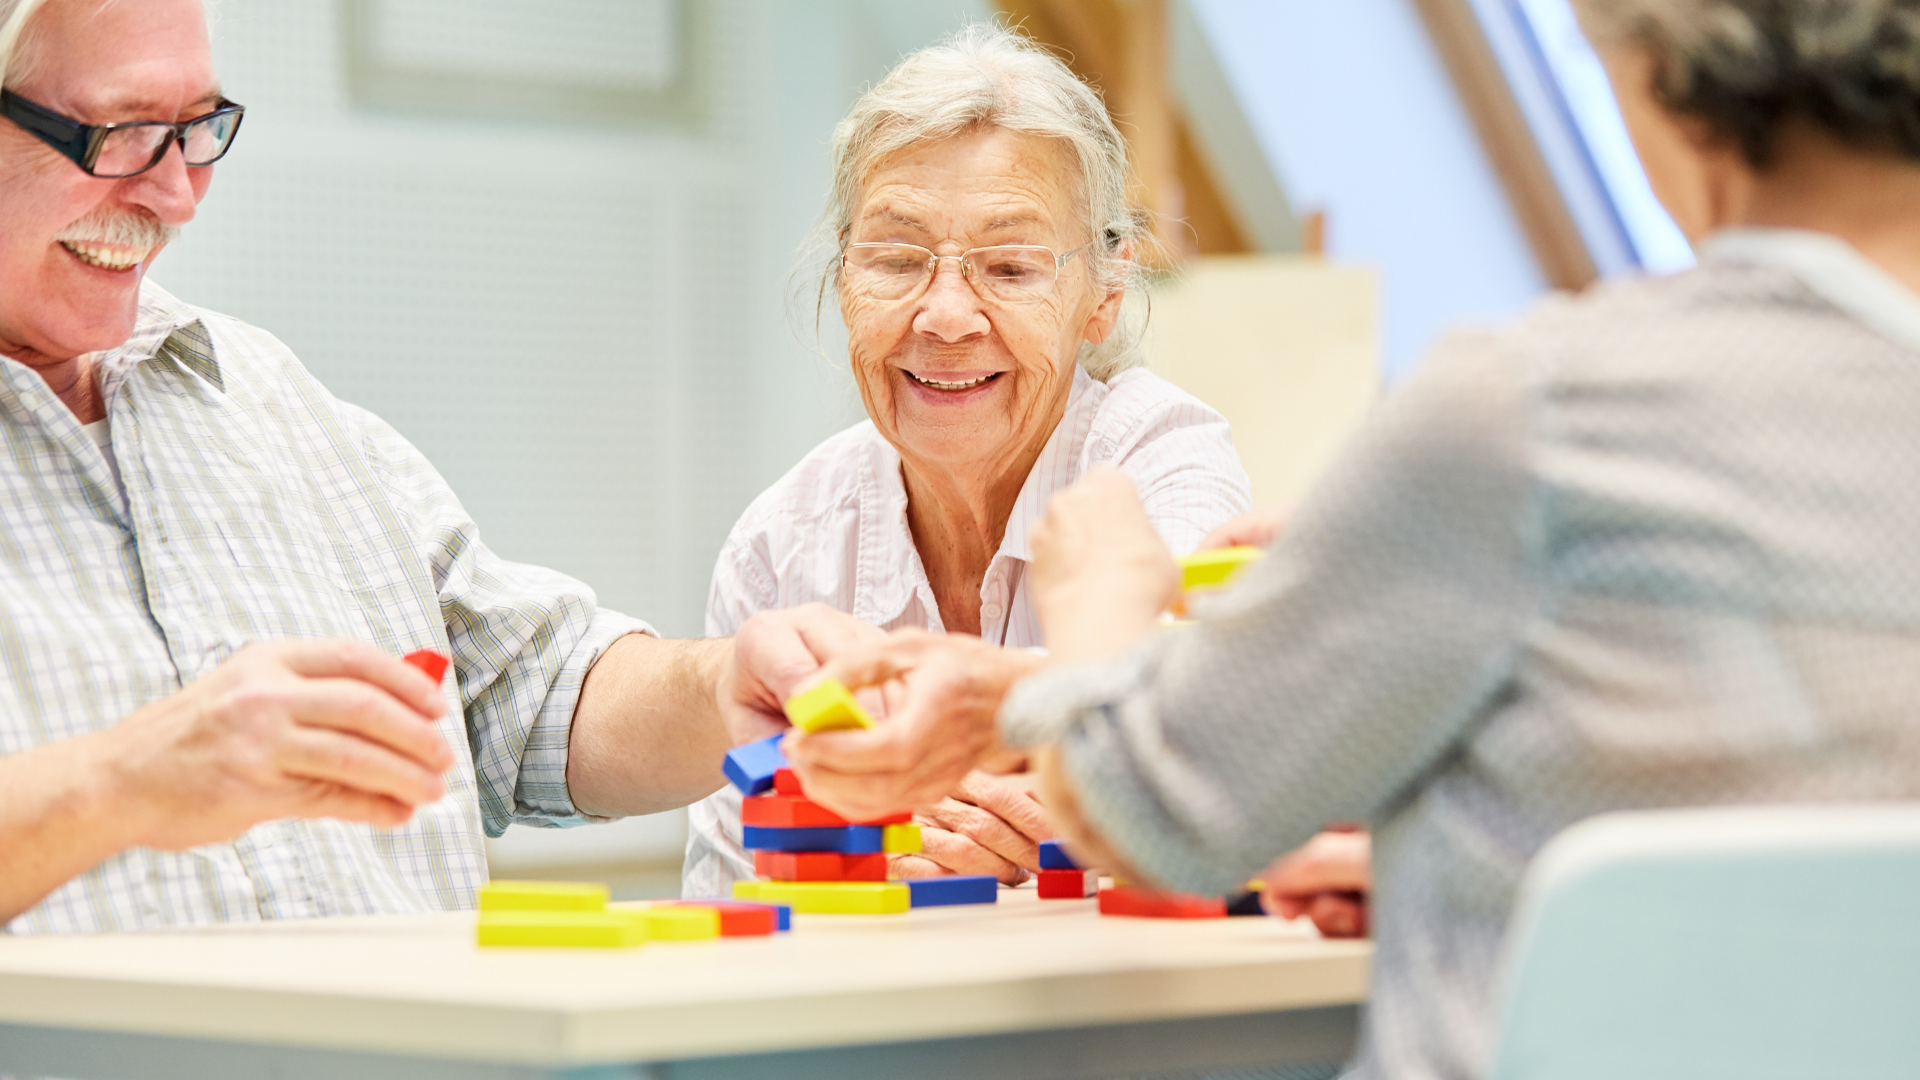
[682,364,1253,898]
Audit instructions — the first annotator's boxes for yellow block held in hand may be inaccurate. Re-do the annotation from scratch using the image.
[476,910,645,948]
[1178,546,1265,592]
[882,822,922,854]
[734,880,910,915]
[784,677,876,734]
[478,880,609,913]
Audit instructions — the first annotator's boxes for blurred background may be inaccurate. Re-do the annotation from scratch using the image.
[159,0,1684,896]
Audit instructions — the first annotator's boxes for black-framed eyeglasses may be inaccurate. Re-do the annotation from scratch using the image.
[1,89,244,179]
[841,242,1091,305]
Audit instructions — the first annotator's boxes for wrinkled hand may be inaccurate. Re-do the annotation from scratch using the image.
[783,630,1041,821]
[889,771,1052,885]
[720,603,888,746]
[1257,830,1371,938]
[1030,466,1180,665]
[102,640,454,850]
[1198,504,1289,552]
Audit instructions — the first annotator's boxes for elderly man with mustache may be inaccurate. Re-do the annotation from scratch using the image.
[0,0,826,932]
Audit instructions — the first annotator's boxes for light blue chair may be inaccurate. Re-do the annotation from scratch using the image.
[1488,805,1920,1080]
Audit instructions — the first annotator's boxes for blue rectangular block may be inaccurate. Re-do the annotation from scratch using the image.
[723,734,788,797]
[1039,839,1079,870]
[743,824,884,854]
[908,875,999,908]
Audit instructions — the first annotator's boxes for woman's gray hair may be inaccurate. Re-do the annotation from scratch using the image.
[804,22,1153,380]
[0,0,53,90]
[1574,0,1920,165]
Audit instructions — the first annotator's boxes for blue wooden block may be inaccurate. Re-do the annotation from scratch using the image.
[742,824,884,854]
[723,734,788,797]
[1039,839,1080,870]
[908,875,999,908]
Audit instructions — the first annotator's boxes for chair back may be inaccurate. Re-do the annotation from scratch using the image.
[1489,805,1920,1080]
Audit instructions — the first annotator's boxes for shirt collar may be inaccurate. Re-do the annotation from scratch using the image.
[853,364,1104,626]
[1704,227,1920,354]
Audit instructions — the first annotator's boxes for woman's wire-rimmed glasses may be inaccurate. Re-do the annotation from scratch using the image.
[1,89,245,179]
[842,242,1089,304]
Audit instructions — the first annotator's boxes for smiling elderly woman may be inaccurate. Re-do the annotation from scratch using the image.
[682,25,1252,898]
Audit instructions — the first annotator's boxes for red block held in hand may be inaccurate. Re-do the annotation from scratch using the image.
[403,648,449,684]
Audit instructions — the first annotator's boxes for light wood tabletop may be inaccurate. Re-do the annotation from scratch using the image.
[0,887,1371,1080]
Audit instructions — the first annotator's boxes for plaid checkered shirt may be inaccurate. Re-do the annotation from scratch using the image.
[0,280,647,935]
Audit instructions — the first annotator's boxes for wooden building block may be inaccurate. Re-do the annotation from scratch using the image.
[476,911,644,949]
[907,875,999,908]
[723,734,788,797]
[1098,887,1228,919]
[742,824,884,854]
[1178,546,1265,592]
[754,850,889,882]
[783,678,875,734]
[635,905,721,941]
[477,880,607,913]
[734,880,910,915]
[1038,839,1081,871]
[773,768,806,796]
[882,823,923,854]
[1037,869,1100,899]
[672,900,788,934]
[741,794,912,829]
[402,648,449,683]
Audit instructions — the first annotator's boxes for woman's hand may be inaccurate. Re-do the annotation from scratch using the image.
[1198,504,1290,552]
[721,603,888,746]
[889,770,1052,885]
[1256,829,1372,938]
[783,630,1041,821]
[1030,466,1181,666]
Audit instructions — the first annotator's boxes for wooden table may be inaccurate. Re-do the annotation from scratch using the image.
[0,888,1371,1080]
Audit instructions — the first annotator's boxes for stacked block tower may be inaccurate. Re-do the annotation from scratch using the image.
[724,679,999,912]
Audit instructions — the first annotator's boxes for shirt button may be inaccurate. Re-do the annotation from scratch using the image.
[982,604,1003,623]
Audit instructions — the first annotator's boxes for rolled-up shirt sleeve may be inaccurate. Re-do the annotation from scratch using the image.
[999,333,1542,895]
[346,405,653,835]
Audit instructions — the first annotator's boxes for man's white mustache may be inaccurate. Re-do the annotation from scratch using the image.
[54,210,179,251]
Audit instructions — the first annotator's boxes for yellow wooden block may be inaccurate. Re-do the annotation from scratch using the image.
[478,880,608,913]
[882,822,922,854]
[636,905,721,941]
[783,677,876,733]
[735,880,909,914]
[1178,546,1265,592]
[476,910,644,948]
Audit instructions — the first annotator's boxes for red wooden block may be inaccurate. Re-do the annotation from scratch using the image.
[670,901,778,936]
[1036,868,1099,899]
[1098,887,1227,919]
[754,850,889,882]
[740,794,913,829]
[402,648,449,683]
[773,768,806,796]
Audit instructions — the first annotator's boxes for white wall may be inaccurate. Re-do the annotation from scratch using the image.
[159,0,987,867]
[1187,0,1549,381]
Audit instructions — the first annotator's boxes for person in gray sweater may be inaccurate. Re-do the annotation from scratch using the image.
[743,2,1920,1077]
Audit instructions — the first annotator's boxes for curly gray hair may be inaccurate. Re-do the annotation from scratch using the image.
[1574,0,1920,165]
[805,22,1152,380]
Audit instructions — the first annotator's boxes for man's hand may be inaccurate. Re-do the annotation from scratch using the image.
[1198,505,1289,552]
[103,639,453,850]
[783,630,1041,821]
[1030,466,1180,666]
[720,603,889,746]
[1257,830,1372,938]
[889,771,1051,885]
